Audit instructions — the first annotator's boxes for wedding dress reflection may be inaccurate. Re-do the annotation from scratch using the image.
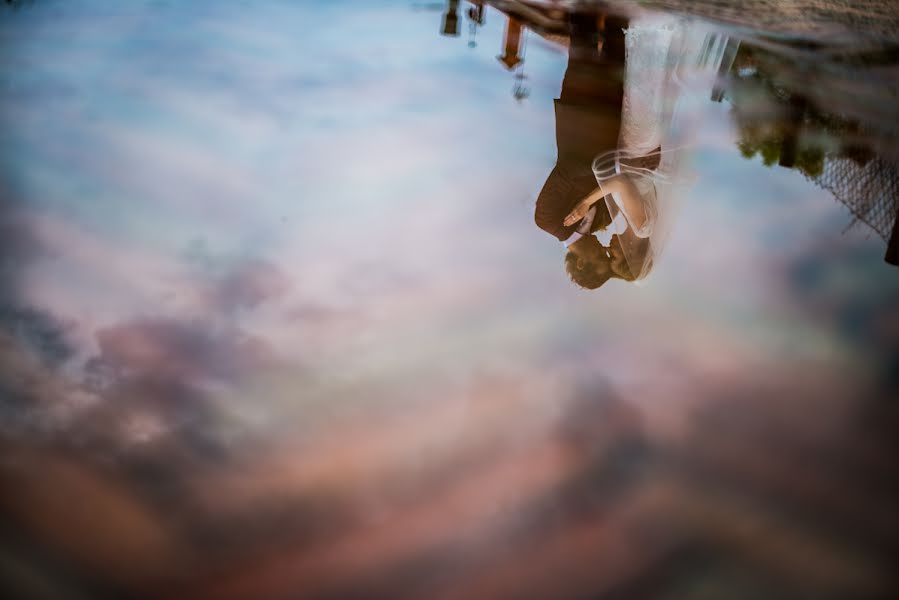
[538,13,734,289]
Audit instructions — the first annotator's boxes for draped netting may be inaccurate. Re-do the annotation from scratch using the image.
[807,155,899,243]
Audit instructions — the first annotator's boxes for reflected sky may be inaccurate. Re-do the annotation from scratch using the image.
[1,1,898,599]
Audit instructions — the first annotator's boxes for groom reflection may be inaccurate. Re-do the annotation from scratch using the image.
[534,13,629,289]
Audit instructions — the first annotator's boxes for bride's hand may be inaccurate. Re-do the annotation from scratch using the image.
[564,186,606,227]
[563,198,594,227]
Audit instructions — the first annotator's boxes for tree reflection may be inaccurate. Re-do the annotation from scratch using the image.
[725,44,899,264]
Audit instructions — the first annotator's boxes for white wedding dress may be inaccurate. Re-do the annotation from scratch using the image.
[592,15,736,281]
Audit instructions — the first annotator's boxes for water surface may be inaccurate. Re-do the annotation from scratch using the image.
[1,1,897,598]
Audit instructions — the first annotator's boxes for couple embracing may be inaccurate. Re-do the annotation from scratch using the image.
[536,10,716,289]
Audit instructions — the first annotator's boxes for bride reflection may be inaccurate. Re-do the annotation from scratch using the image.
[537,12,729,289]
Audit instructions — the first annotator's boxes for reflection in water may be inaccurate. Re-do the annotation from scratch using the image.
[534,11,624,288]
[723,42,899,264]
[442,0,461,37]
[1,1,899,599]
[481,3,899,283]
[466,2,485,48]
[534,9,737,288]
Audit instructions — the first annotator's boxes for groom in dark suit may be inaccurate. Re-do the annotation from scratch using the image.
[534,13,628,242]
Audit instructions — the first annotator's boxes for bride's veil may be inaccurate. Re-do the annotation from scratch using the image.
[593,147,688,282]
[590,15,735,282]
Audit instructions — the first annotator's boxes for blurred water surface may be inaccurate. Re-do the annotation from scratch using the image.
[1,1,898,598]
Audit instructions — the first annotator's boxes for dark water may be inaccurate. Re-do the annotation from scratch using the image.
[1,1,897,598]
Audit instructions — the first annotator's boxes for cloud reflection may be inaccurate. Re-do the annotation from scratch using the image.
[1,1,898,599]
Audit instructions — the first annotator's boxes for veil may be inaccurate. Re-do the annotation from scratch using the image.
[593,146,690,282]
[589,15,735,282]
